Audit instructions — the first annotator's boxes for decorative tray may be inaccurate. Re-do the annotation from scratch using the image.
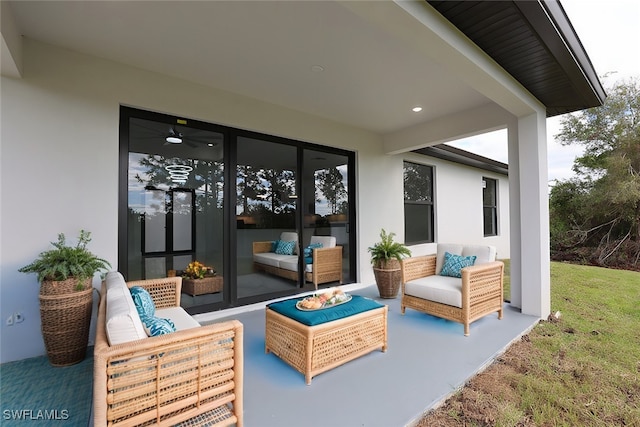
[296,291,352,311]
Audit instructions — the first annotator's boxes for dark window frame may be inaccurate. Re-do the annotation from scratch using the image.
[403,161,435,244]
[482,177,498,237]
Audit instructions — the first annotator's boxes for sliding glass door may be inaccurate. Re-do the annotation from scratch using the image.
[121,107,355,312]
[302,149,352,284]
[123,112,226,310]
[236,136,299,300]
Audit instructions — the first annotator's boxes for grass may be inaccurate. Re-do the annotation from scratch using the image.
[419,261,640,426]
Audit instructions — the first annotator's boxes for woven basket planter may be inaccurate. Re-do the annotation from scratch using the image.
[182,276,223,296]
[39,278,93,366]
[373,259,402,299]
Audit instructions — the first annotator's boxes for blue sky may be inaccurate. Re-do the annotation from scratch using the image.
[447,0,640,184]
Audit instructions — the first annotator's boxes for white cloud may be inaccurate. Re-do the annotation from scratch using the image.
[446,129,508,163]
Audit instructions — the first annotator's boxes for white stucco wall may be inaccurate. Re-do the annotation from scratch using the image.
[401,152,510,259]
[0,39,509,363]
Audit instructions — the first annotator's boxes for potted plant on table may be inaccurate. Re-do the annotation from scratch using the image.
[181,261,221,296]
[19,230,111,366]
[368,229,411,298]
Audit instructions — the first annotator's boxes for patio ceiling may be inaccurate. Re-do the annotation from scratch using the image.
[4,1,603,136]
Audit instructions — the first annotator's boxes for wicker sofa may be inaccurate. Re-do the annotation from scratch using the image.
[252,232,343,289]
[400,244,504,336]
[93,272,243,427]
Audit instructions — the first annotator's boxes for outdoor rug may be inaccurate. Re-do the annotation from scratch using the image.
[0,348,93,426]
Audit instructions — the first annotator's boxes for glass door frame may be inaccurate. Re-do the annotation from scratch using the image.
[119,106,357,313]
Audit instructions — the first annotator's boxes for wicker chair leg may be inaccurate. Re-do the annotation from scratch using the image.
[464,323,470,336]
[498,309,503,319]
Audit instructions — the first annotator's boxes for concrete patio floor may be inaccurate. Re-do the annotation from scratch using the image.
[195,283,539,427]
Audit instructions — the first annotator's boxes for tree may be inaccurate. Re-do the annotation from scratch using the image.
[551,77,640,267]
[316,167,347,214]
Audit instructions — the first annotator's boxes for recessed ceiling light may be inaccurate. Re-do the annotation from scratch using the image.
[412,106,423,113]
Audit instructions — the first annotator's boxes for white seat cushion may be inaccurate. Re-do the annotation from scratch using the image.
[404,275,462,308]
[278,256,301,272]
[253,252,293,268]
[104,272,147,345]
[156,307,200,330]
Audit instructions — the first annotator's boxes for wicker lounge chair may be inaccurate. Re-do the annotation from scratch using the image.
[400,244,504,336]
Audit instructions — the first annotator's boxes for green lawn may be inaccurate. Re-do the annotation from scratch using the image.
[422,261,640,426]
[522,262,640,426]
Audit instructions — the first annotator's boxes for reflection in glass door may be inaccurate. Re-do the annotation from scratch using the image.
[236,136,299,301]
[125,114,225,311]
[122,107,356,311]
[302,150,352,284]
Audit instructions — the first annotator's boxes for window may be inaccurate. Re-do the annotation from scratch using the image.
[404,161,434,244]
[483,177,498,236]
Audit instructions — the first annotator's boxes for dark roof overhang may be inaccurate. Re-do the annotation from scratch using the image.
[427,0,606,117]
[416,145,509,176]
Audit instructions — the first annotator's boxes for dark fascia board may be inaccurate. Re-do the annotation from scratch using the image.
[516,0,607,111]
[427,0,606,117]
[414,144,509,176]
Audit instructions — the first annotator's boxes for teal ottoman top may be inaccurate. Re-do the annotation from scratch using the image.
[267,295,384,326]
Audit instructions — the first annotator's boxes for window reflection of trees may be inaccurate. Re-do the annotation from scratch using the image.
[131,154,224,217]
[236,165,296,229]
[315,167,347,215]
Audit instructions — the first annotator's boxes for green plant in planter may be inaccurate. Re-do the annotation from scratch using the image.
[19,230,111,290]
[368,228,412,268]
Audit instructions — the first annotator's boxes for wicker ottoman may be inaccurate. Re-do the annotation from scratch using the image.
[265,296,388,384]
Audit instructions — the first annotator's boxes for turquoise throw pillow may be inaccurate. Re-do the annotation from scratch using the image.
[130,286,155,318]
[303,242,323,264]
[142,316,176,337]
[271,240,280,252]
[440,252,476,278]
[275,240,296,255]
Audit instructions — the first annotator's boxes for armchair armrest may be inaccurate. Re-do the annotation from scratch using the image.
[461,261,504,308]
[93,320,244,427]
[253,241,273,255]
[126,276,182,309]
[312,245,342,269]
[401,255,437,284]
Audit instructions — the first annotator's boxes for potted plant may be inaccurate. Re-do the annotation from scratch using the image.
[368,229,411,298]
[19,230,111,366]
[181,260,222,296]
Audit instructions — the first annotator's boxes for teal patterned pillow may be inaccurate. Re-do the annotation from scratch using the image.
[142,317,176,337]
[440,252,476,278]
[275,240,296,255]
[303,242,323,264]
[130,286,155,319]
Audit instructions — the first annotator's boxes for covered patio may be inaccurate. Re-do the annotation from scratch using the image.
[194,282,538,427]
[1,282,538,427]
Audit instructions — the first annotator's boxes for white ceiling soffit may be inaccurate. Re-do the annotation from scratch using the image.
[7,0,509,134]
